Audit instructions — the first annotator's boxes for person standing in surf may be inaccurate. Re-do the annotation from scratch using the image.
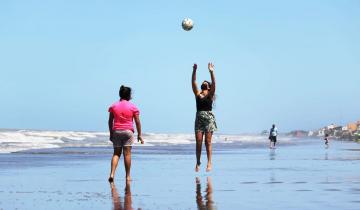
[269,124,278,149]
[192,63,217,172]
[324,133,329,146]
[108,85,144,182]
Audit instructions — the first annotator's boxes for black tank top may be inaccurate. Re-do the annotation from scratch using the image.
[196,95,213,111]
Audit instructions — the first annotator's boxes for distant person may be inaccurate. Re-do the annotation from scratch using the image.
[108,85,144,182]
[269,124,278,149]
[192,63,217,172]
[324,133,329,146]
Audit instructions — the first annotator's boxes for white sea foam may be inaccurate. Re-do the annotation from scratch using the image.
[0,130,109,153]
[0,130,295,153]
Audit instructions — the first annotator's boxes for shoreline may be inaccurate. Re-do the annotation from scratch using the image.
[1,139,360,209]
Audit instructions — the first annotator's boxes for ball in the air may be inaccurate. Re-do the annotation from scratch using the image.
[182,18,194,31]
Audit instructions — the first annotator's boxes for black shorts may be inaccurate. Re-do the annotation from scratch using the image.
[269,136,277,142]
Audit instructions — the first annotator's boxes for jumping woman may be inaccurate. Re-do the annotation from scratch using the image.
[192,62,217,172]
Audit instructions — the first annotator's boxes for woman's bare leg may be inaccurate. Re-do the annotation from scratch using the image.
[195,177,204,208]
[109,147,122,181]
[206,177,214,208]
[110,182,120,208]
[205,132,213,172]
[195,131,204,172]
[123,146,132,181]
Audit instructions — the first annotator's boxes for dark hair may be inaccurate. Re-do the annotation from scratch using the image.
[201,80,212,90]
[119,85,132,100]
[201,80,217,103]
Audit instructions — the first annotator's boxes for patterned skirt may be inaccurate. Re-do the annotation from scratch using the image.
[194,111,218,133]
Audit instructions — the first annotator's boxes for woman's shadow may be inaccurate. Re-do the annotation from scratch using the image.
[110,180,141,210]
[196,177,216,210]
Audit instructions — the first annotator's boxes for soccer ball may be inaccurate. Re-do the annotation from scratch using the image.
[182,18,193,31]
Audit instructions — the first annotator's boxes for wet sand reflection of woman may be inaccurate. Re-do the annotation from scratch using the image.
[195,177,215,210]
[110,180,138,210]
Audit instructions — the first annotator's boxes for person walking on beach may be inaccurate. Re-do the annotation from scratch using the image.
[192,63,217,172]
[269,124,278,149]
[108,85,144,182]
[324,133,329,146]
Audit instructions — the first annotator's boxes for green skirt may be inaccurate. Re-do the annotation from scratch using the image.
[195,111,218,133]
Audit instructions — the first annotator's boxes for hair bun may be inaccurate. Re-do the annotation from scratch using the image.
[119,85,132,100]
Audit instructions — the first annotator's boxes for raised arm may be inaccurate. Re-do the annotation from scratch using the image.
[108,112,114,141]
[134,114,144,144]
[192,63,200,96]
[208,62,216,97]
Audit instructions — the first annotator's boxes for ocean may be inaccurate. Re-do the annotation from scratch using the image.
[1,130,360,209]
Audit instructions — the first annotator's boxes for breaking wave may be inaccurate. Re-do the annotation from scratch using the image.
[0,129,295,153]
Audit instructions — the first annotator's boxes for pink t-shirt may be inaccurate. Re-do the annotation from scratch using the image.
[108,100,140,132]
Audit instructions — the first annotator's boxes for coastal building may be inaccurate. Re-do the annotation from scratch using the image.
[313,119,360,140]
[347,123,357,132]
[327,124,336,130]
[288,130,308,137]
[317,128,325,136]
[334,126,342,136]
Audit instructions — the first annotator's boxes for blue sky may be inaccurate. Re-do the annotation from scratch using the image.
[0,0,359,133]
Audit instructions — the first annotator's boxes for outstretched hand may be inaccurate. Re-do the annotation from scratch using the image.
[208,62,215,72]
[193,63,197,71]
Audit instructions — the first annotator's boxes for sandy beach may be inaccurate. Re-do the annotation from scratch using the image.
[1,137,360,210]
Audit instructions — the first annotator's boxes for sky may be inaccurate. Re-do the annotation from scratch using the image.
[0,0,359,133]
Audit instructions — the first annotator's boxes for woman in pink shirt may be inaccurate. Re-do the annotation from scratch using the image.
[108,85,143,182]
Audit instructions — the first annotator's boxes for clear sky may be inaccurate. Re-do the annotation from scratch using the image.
[0,0,359,133]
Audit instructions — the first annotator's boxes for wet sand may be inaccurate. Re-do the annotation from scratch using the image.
[1,139,360,209]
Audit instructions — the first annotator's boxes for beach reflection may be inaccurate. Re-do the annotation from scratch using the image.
[324,151,328,160]
[270,171,276,183]
[111,180,138,210]
[196,177,216,210]
[269,149,276,160]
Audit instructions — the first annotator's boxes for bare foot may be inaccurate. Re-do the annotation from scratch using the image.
[195,164,200,172]
[206,163,212,172]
